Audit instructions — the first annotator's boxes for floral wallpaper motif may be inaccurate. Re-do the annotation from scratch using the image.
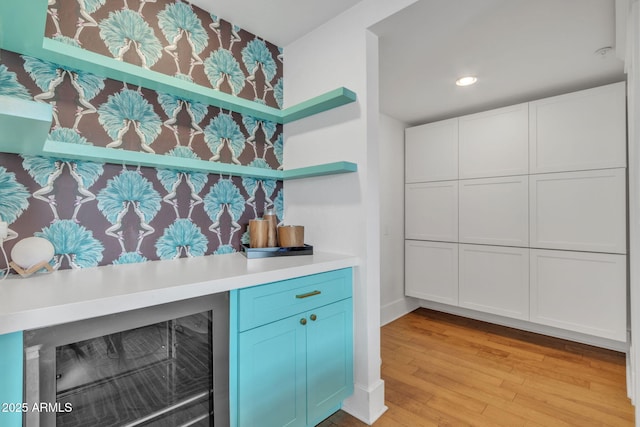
[45,0,284,108]
[0,0,286,273]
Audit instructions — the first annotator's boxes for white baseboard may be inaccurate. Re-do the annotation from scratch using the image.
[419,300,629,352]
[341,379,388,425]
[380,297,420,326]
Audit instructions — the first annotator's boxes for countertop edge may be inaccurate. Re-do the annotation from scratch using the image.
[0,252,359,335]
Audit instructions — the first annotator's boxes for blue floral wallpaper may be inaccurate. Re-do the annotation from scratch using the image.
[0,0,285,273]
[45,0,284,108]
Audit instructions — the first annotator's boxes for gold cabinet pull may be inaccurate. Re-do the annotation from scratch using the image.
[310,314,317,321]
[296,290,321,299]
[300,318,307,325]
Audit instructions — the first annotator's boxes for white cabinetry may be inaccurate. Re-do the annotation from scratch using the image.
[530,249,627,341]
[459,244,529,320]
[529,82,626,174]
[405,181,458,242]
[458,103,529,179]
[459,176,528,247]
[405,240,458,305]
[404,83,627,346]
[405,118,458,183]
[530,168,626,254]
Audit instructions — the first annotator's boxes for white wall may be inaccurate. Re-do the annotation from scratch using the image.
[282,0,417,423]
[379,114,419,325]
[624,0,640,413]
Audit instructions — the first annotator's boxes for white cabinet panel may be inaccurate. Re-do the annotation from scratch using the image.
[458,103,529,179]
[405,240,458,304]
[405,118,458,183]
[459,245,529,320]
[529,82,626,174]
[530,169,626,254]
[459,176,528,246]
[530,249,627,342]
[405,181,458,242]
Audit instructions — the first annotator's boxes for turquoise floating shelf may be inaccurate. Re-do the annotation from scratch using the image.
[41,140,357,180]
[42,140,283,179]
[282,162,358,180]
[0,1,358,180]
[281,88,357,124]
[0,96,357,180]
[0,96,51,155]
[40,38,284,123]
[39,141,358,180]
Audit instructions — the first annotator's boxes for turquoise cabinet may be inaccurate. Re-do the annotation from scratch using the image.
[231,269,354,427]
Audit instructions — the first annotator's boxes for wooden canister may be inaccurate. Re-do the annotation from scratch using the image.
[278,225,304,247]
[249,219,268,248]
[264,209,278,247]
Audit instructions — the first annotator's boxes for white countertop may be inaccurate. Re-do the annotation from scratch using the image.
[0,252,359,335]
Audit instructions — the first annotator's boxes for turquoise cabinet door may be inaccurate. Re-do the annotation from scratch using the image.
[306,299,354,426]
[0,332,23,427]
[238,316,306,427]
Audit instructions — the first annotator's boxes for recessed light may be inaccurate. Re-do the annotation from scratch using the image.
[456,76,477,87]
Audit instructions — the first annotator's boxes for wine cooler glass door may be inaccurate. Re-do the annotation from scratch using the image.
[24,293,229,427]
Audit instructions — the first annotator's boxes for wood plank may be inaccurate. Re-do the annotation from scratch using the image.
[480,404,528,427]
[383,365,488,414]
[412,364,517,406]
[425,348,525,384]
[487,397,575,427]
[506,376,634,420]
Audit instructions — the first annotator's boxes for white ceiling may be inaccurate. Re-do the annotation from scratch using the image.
[187,0,362,47]
[189,0,626,126]
[372,0,626,125]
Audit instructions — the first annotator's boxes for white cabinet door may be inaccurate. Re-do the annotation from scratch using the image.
[529,82,626,174]
[459,176,528,247]
[405,118,458,183]
[405,240,458,304]
[530,249,627,342]
[458,103,529,179]
[459,244,529,320]
[405,181,458,242]
[529,168,626,254]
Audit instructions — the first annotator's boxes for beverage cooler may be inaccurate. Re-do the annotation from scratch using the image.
[23,293,229,426]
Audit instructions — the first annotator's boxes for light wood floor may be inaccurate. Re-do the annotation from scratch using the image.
[319,308,634,426]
